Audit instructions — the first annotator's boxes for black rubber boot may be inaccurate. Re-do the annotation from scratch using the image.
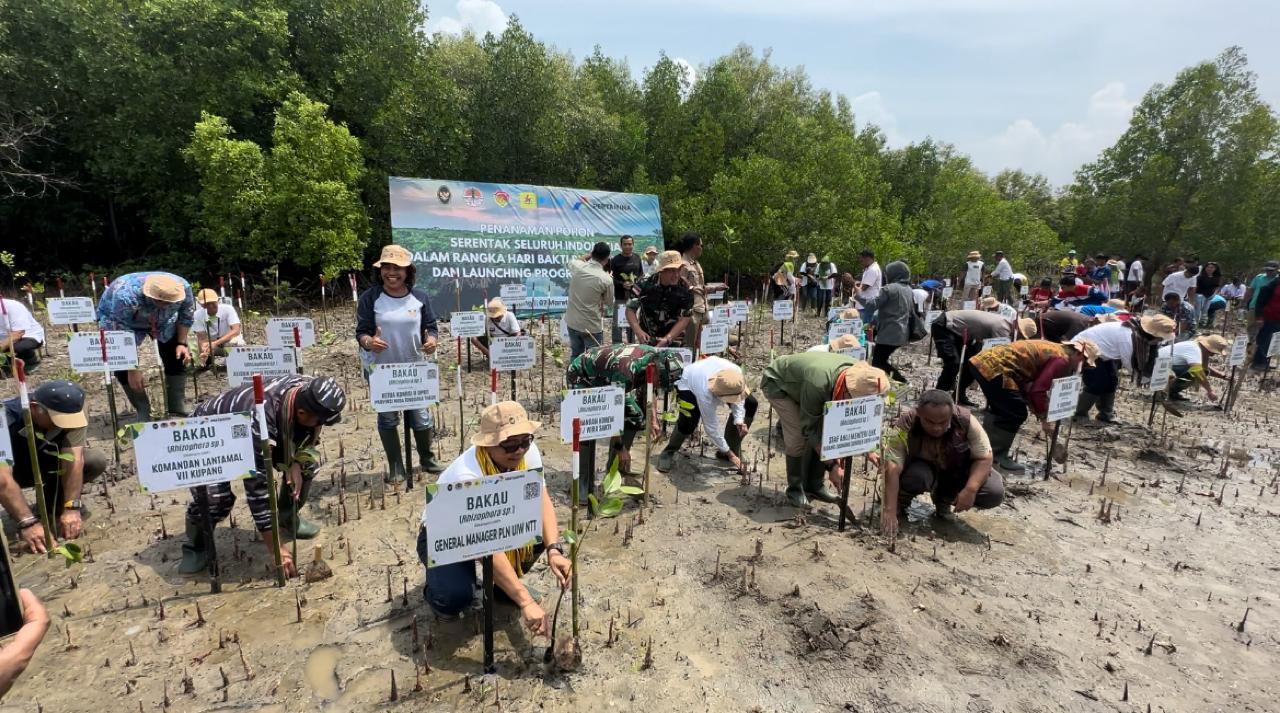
[279,477,320,539]
[803,451,840,503]
[412,429,445,474]
[120,379,152,422]
[178,519,208,574]
[784,455,807,507]
[987,424,1026,474]
[164,374,188,417]
[655,429,688,473]
[1073,392,1099,423]
[378,429,406,483]
[1096,392,1117,423]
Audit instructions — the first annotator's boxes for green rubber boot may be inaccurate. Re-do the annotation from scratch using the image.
[120,379,152,422]
[279,477,320,539]
[1096,392,1117,423]
[985,419,1026,474]
[164,374,188,417]
[784,455,807,507]
[178,519,208,574]
[803,450,840,503]
[379,428,406,483]
[412,428,446,474]
[655,429,688,473]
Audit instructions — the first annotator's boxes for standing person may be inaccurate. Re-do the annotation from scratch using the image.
[1058,249,1079,272]
[609,235,644,343]
[625,250,692,347]
[415,401,570,633]
[0,295,44,375]
[469,298,523,359]
[641,245,660,277]
[853,250,883,324]
[1107,257,1126,297]
[191,288,244,371]
[565,242,613,360]
[1071,315,1175,423]
[1125,255,1145,297]
[1250,270,1280,371]
[677,233,727,351]
[356,244,444,482]
[816,254,838,315]
[1194,262,1222,325]
[798,254,820,312]
[177,375,347,576]
[0,381,105,553]
[761,355,890,507]
[655,355,757,474]
[1161,259,1199,303]
[990,251,1014,303]
[1244,261,1279,317]
[1159,335,1229,402]
[931,310,1037,404]
[96,271,196,420]
[962,251,984,305]
[867,260,916,383]
[968,339,1098,473]
[881,390,1001,537]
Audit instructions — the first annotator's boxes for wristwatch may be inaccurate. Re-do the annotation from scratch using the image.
[547,542,567,557]
[63,499,82,511]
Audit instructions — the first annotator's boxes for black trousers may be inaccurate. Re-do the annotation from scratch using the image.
[900,458,1004,508]
[931,318,979,396]
[1,337,41,375]
[971,367,1028,433]
[113,334,185,386]
[13,449,107,516]
[871,343,904,382]
[674,389,758,440]
[1081,359,1120,396]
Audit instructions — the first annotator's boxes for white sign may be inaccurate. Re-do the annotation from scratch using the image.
[369,361,440,413]
[226,346,297,387]
[526,295,569,313]
[700,322,730,354]
[1019,285,1029,297]
[68,331,139,372]
[0,424,12,467]
[827,307,847,321]
[729,301,749,323]
[450,311,487,338]
[981,337,1011,351]
[962,300,977,311]
[707,290,724,303]
[658,347,693,366]
[131,413,257,493]
[422,469,545,567]
[834,344,866,361]
[820,395,885,460]
[772,300,794,321]
[500,283,528,308]
[1269,337,1280,359]
[981,285,992,297]
[944,279,952,287]
[490,336,536,371]
[1148,355,1173,393]
[560,386,625,443]
[942,287,954,300]
[1046,375,1082,422]
[707,305,733,324]
[46,297,96,325]
[925,309,943,327]
[219,296,234,306]
[827,319,863,342]
[997,303,1019,321]
[616,305,629,328]
[266,318,316,348]
[1229,335,1248,367]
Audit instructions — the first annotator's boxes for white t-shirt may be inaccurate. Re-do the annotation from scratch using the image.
[1127,261,1144,283]
[912,288,929,313]
[191,303,241,341]
[992,258,1013,280]
[486,312,522,339]
[1161,271,1198,299]
[1073,322,1132,365]
[0,298,43,344]
[1158,340,1202,369]
[674,356,747,454]
[964,260,984,286]
[858,262,883,304]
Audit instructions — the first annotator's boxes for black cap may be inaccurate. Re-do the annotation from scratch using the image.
[296,376,346,426]
[590,242,611,260]
[31,380,88,429]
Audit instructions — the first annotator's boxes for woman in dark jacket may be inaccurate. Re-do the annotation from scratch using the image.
[869,260,917,382]
[1194,262,1221,325]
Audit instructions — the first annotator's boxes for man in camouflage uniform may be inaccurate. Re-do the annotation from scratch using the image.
[566,344,684,493]
[625,250,693,347]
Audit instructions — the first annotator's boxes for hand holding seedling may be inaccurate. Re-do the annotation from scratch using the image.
[954,486,979,513]
[828,460,846,492]
[261,533,297,578]
[284,463,303,499]
[175,343,191,365]
[548,551,572,589]
[522,601,550,637]
[59,510,83,540]
[0,590,50,697]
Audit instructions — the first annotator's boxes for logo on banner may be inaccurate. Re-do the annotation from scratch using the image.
[493,190,510,207]
[518,191,537,209]
[436,185,452,204]
[573,196,589,210]
[464,187,483,207]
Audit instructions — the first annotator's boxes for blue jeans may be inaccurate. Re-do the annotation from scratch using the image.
[376,407,432,431]
[1254,320,1280,367]
[568,328,603,362]
[415,528,541,615]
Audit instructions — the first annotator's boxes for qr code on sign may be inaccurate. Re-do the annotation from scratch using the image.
[523,482,541,500]
[232,424,249,440]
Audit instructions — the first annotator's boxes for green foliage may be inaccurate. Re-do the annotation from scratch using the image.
[587,454,639,518]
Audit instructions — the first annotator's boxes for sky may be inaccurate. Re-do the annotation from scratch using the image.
[422,0,1280,186]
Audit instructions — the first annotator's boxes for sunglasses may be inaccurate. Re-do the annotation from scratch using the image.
[498,436,534,454]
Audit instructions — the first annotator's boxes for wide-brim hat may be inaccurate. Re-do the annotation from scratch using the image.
[967,251,982,260]
[1139,314,1176,341]
[709,368,749,404]
[196,288,219,305]
[1105,298,1127,309]
[473,401,542,447]
[806,253,817,264]
[1196,334,1229,354]
[1015,318,1038,339]
[142,274,184,303]
[1067,338,1099,367]
[785,250,799,259]
[373,244,413,268]
[981,296,999,310]
[839,309,859,321]
[486,298,507,318]
[643,245,659,255]
[658,250,683,271]
[842,361,890,398]
[829,334,860,350]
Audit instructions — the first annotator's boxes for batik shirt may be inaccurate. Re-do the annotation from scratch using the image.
[627,273,693,344]
[96,271,196,343]
[566,344,684,430]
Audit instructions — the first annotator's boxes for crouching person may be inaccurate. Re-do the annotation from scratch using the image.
[178,375,346,577]
[654,355,756,474]
[881,390,1002,537]
[416,402,571,636]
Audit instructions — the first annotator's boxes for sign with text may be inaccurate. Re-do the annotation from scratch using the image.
[1046,375,1082,422]
[46,297,96,325]
[422,469,545,567]
[700,322,730,354]
[68,331,138,372]
[490,336,536,371]
[499,283,528,309]
[962,300,976,311]
[820,395,885,460]
[997,303,1019,322]
[707,305,734,324]
[982,337,1011,351]
[827,319,862,342]
[1148,355,1173,393]
[925,309,943,327]
[226,346,297,388]
[772,300,794,321]
[942,287,954,300]
[450,311,487,338]
[1229,335,1248,367]
[266,318,316,348]
[658,347,693,366]
[132,413,256,492]
[834,344,866,361]
[560,386,625,443]
[0,424,12,466]
[369,361,440,413]
[616,304,629,327]
[729,301,749,323]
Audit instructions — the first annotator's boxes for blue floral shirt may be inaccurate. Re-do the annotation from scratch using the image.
[96,271,196,343]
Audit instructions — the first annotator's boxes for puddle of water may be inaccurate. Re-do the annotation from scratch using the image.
[304,645,342,701]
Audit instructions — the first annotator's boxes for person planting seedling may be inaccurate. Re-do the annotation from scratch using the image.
[654,355,756,475]
[415,401,571,637]
[191,288,244,370]
[96,271,196,420]
[176,375,346,577]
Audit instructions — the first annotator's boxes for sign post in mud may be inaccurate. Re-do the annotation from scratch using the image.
[130,410,256,593]
[370,361,440,490]
[773,299,793,346]
[451,311,486,374]
[1225,335,1248,413]
[821,393,886,531]
[491,336,535,402]
[561,384,625,507]
[1044,375,1082,478]
[69,329,140,468]
[1147,354,1173,428]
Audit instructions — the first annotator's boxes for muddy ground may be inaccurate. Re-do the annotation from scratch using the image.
[4,303,1279,713]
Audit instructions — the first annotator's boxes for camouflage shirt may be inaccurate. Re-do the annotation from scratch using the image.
[566,344,684,429]
[627,272,693,344]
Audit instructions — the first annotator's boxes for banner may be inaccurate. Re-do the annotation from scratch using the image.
[389,177,663,316]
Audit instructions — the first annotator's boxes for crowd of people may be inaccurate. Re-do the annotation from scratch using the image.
[0,234,1277,692]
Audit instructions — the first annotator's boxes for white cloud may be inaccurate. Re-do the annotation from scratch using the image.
[850,91,907,147]
[425,0,509,37]
[974,82,1138,184]
[672,57,698,93]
